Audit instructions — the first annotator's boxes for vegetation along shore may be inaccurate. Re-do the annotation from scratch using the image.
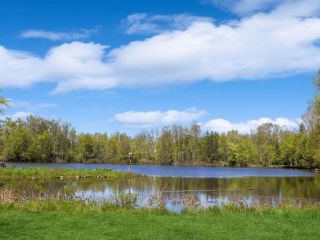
[0,167,130,180]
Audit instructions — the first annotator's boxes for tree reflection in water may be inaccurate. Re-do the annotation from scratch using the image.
[2,176,320,211]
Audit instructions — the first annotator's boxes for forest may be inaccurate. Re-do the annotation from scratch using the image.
[0,75,320,169]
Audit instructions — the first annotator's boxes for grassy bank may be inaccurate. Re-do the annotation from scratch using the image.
[0,167,129,180]
[0,205,319,240]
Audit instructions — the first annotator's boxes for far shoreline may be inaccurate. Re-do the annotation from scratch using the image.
[5,161,320,173]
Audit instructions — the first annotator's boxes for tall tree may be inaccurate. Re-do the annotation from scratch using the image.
[302,70,320,167]
[156,127,174,164]
[199,131,219,163]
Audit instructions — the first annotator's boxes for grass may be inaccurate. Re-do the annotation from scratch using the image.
[0,167,130,180]
[0,205,319,240]
[1,167,319,239]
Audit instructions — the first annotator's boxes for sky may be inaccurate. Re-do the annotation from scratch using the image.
[0,0,319,135]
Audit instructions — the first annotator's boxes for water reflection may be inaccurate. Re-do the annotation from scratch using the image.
[3,176,320,211]
[7,163,319,178]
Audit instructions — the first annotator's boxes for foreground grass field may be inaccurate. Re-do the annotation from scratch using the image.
[0,207,319,240]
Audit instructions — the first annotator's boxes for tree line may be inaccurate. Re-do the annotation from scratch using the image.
[0,74,320,169]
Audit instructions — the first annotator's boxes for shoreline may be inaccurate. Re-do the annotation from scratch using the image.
[0,167,132,180]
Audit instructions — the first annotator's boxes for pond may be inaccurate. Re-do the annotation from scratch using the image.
[7,163,318,178]
[4,163,320,211]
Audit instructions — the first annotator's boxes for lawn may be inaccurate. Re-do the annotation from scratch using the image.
[0,207,319,240]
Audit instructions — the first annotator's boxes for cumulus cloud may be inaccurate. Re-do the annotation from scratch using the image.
[113,109,300,133]
[20,29,96,41]
[1,0,320,92]
[204,117,301,134]
[113,108,207,128]
[0,42,111,91]
[123,13,212,34]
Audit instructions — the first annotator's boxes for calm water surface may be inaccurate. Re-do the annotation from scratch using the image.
[7,163,318,178]
[5,163,320,211]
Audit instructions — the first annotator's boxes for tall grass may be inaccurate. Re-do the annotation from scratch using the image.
[1,187,319,213]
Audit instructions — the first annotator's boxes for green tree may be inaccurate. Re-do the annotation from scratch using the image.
[303,70,320,167]
[236,137,258,167]
[132,131,155,164]
[106,132,131,163]
[28,131,53,162]
[1,119,32,161]
[254,123,280,166]
[92,133,108,163]
[0,96,8,114]
[199,131,219,163]
[156,127,174,164]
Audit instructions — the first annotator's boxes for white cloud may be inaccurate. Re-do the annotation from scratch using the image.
[207,0,283,15]
[113,108,207,128]
[0,42,111,91]
[10,111,33,119]
[0,111,33,120]
[0,0,320,92]
[20,29,96,41]
[123,13,212,34]
[113,109,300,133]
[204,117,301,134]
[9,99,56,110]
[0,45,45,88]
[234,0,281,15]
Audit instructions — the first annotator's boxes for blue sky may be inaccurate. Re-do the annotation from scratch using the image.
[0,0,319,134]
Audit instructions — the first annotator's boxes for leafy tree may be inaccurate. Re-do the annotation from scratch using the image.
[1,119,32,161]
[189,122,201,162]
[156,127,174,164]
[199,131,219,163]
[254,123,280,166]
[106,132,131,163]
[93,133,108,163]
[76,134,95,163]
[302,70,320,167]
[132,131,155,163]
[0,96,8,114]
[28,131,53,162]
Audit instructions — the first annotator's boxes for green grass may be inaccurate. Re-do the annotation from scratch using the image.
[0,167,129,180]
[1,167,319,239]
[0,206,319,240]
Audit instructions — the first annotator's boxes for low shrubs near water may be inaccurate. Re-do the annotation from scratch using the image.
[114,192,139,209]
[1,187,320,213]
